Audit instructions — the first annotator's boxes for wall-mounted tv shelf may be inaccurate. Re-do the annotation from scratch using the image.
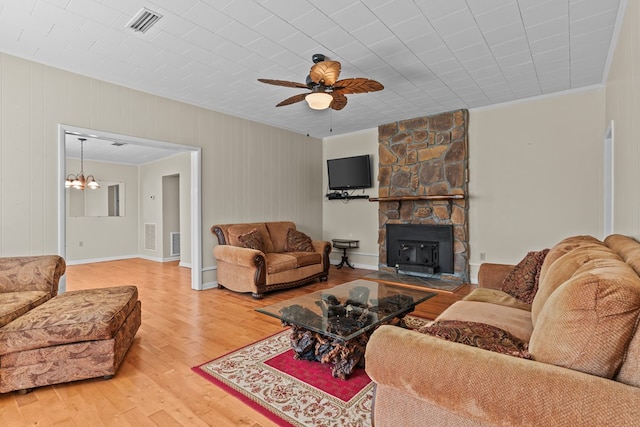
[326,193,370,200]
[368,195,464,202]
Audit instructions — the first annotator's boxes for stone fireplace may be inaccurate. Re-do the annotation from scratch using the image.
[375,109,469,281]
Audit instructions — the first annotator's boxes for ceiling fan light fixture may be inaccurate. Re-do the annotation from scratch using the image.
[305,92,333,110]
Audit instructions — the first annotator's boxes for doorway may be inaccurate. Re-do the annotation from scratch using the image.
[57,124,203,292]
[163,174,181,260]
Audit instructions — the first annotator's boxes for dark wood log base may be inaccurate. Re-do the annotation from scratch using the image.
[285,315,408,380]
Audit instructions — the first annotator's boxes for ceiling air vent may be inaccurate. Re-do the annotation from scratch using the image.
[127,8,162,33]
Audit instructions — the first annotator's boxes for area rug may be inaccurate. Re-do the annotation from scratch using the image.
[192,315,431,427]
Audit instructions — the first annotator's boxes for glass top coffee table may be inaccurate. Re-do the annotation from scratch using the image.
[256,279,436,379]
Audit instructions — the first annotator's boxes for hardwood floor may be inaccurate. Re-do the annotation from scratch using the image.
[0,259,473,426]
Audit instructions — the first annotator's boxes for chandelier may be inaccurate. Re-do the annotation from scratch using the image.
[64,138,100,190]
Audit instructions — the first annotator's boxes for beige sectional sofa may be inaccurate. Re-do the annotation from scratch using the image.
[365,234,640,426]
[212,221,331,299]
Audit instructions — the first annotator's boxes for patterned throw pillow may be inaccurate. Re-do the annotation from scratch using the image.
[501,249,550,304]
[419,320,532,359]
[237,228,265,252]
[284,228,315,252]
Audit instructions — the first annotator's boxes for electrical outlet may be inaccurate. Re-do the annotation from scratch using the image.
[79,241,84,247]
[480,252,485,261]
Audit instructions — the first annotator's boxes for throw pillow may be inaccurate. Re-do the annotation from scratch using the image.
[237,228,265,252]
[284,228,315,252]
[501,249,550,304]
[419,320,532,359]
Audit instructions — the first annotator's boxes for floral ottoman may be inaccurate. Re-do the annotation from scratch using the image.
[0,286,141,393]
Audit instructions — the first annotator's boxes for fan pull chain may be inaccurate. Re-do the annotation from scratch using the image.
[330,110,333,133]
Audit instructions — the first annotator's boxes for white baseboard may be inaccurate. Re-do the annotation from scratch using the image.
[469,263,480,285]
[138,255,183,263]
[65,255,139,266]
[202,281,218,290]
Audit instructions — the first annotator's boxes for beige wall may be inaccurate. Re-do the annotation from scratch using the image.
[605,0,640,239]
[0,53,323,288]
[468,88,606,278]
[322,128,379,269]
[65,158,139,263]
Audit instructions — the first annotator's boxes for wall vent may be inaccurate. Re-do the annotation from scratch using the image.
[127,8,162,33]
[144,223,156,251]
[170,232,180,257]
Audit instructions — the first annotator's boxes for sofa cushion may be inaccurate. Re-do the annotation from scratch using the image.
[264,253,298,274]
[528,261,640,379]
[237,228,265,252]
[463,288,532,311]
[532,243,621,326]
[418,320,532,359]
[0,286,139,355]
[537,236,604,291]
[286,252,322,268]
[228,223,275,253]
[266,221,297,253]
[617,322,640,387]
[605,233,640,278]
[285,228,315,253]
[436,300,533,342]
[0,291,51,327]
[501,249,549,304]
[0,256,65,295]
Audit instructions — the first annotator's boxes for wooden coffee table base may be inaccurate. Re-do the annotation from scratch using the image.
[286,316,408,380]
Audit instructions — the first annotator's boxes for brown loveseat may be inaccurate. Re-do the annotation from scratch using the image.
[365,234,640,426]
[212,221,331,299]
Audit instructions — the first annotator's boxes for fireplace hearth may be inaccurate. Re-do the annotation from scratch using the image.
[386,224,453,276]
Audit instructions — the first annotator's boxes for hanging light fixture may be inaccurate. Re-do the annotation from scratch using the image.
[305,90,333,110]
[65,138,100,190]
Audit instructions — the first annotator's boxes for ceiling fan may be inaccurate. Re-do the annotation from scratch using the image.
[258,54,384,111]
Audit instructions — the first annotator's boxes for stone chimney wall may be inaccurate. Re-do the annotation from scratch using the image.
[377,109,469,280]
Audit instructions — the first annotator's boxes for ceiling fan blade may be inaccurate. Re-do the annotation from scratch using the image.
[330,93,348,111]
[333,78,384,94]
[275,93,308,107]
[258,78,308,89]
[309,61,341,86]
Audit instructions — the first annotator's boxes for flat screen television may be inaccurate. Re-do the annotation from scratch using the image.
[327,154,372,191]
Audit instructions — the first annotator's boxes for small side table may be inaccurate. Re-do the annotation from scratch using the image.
[332,239,359,269]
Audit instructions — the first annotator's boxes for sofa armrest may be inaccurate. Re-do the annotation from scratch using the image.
[312,241,331,273]
[311,240,330,253]
[477,263,514,289]
[0,256,66,297]
[365,326,640,426]
[213,245,265,268]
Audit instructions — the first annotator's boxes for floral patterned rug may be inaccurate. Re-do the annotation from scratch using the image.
[192,315,430,427]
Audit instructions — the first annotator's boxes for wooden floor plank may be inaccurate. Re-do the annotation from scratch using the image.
[0,260,473,426]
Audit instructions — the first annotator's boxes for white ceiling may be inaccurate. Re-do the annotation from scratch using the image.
[64,133,181,165]
[0,0,625,139]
